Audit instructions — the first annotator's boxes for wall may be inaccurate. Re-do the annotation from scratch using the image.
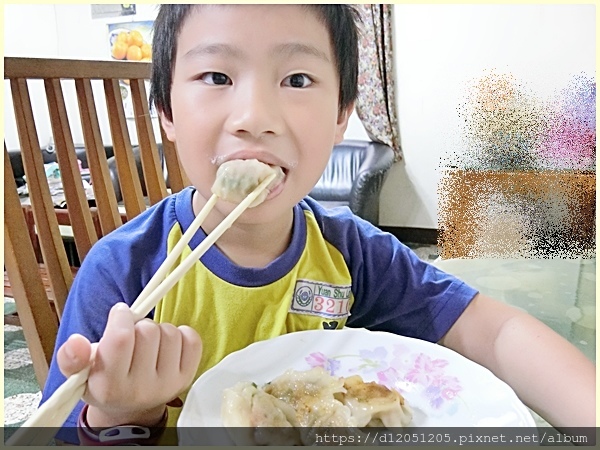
[4,4,58,151]
[383,3,595,229]
[3,4,161,150]
[3,4,594,229]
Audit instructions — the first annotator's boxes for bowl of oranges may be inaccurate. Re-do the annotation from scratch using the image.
[110,28,152,62]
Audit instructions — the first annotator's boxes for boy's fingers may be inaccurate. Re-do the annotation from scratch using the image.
[56,333,92,377]
[129,319,161,376]
[95,303,136,377]
[155,323,182,376]
[178,325,202,379]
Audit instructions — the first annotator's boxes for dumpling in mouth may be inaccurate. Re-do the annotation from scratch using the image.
[211,159,284,207]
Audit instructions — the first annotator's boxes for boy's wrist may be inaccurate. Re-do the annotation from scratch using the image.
[85,403,167,429]
[78,403,167,445]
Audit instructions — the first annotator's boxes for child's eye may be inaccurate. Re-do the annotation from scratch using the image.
[199,72,231,85]
[283,73,313,88]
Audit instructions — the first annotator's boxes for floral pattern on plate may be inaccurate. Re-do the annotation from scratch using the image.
[305,343,462,416]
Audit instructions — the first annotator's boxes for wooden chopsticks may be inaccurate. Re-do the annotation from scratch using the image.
[7,172,277,446]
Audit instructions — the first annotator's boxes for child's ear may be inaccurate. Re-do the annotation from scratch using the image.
[159,110,176,142]
[334,102,354,144]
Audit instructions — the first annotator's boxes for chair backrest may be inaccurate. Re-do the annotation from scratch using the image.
[3,56,190,386]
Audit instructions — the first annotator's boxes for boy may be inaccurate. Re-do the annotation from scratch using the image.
[41,5,594,445]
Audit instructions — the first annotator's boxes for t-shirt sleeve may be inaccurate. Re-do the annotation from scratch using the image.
[314,205,478,342]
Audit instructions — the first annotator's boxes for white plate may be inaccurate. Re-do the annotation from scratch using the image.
[178,329,534,444]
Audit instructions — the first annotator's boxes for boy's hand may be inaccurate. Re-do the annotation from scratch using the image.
[57,303,202,428]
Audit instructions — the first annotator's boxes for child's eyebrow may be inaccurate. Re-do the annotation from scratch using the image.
[271,43,331,63]
[183,43,243,60]
[182,42,330,64]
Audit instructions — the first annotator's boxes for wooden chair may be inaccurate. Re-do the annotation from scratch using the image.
[4,56,190,387]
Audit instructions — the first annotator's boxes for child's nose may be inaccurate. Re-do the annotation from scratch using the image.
[226,81,284,139]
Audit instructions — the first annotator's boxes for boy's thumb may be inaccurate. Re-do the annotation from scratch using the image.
[56,333,93,377]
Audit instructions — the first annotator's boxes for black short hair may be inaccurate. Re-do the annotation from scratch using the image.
[150,4,360,122]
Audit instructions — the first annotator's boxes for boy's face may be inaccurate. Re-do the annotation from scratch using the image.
[160,5,351,223]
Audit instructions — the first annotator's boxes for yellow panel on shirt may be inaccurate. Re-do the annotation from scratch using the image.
[153,210,353,428]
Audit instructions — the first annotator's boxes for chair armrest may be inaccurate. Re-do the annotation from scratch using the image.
[349,141,395,224]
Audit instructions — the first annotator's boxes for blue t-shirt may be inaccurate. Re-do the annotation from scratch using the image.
[41,187,477,442]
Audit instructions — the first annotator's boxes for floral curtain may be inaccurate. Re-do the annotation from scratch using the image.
[355,4,402,161]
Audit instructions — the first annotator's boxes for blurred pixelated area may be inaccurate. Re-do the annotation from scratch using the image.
[438,170,595,259]
[444,71,595,172]
[439,71,595,259]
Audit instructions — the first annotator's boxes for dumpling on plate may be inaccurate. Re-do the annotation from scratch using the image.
[336,375,413,427]
[262,367,352,428]
[221,367,412,445]
[222,380,300,445]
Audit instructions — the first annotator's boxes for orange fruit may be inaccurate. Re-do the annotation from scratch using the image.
[126,45,143,61]
[112,41,128,60]
[141,43,152,59]
[130,30,144,47]
[116,31,131,45]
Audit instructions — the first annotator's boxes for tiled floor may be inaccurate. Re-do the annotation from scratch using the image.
[4,301,42,429]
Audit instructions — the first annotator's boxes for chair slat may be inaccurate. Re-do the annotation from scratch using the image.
[160,126,190,192]
[130,78,168,204]
[45,78,98,261]
[4,145,59,387]
[75,78,122,235]
[10,78,72,316]
[103,78,146,219]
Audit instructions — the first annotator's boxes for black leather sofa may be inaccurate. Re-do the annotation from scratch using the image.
[8,145,115,188]
[9,139,395,225]
[8,149,27,188]
[309,139,395,225]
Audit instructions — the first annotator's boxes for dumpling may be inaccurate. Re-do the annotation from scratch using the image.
[211,159,284,207]
[221,381,256,427]
[221,368,412,446]
[221,380,301,445]
[336,375,413,428]
[262,367,351,427]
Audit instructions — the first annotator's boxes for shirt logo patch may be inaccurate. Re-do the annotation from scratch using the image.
[290,279,351,319]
